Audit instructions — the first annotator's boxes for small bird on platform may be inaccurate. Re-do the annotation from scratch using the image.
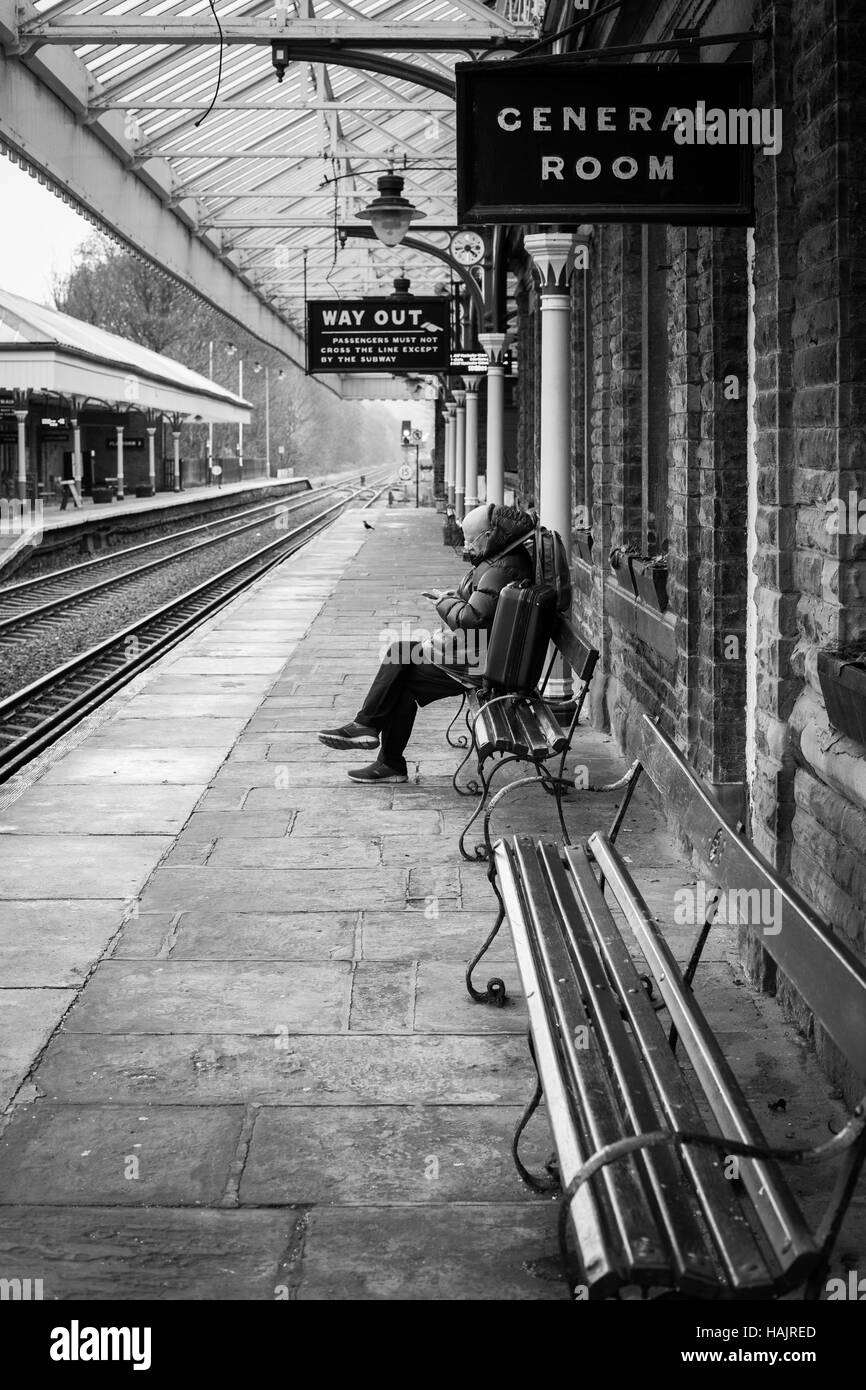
[363,520,375,530]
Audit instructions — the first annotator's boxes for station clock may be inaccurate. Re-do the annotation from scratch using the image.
[449,230,485,267]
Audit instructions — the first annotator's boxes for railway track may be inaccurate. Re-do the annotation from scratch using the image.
[0,480,357,639]
[0,479,386,783]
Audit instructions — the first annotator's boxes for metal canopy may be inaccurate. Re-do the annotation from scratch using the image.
[0,288,253,421]
[0,0,538,370]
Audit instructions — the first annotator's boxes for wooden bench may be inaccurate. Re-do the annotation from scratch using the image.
[476,712,866,1299]
[449,614,599,862]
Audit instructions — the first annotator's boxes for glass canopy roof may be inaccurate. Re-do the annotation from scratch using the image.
[24,0,538,325]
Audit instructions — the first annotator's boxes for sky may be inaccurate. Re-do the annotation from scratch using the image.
[0,159,92,305]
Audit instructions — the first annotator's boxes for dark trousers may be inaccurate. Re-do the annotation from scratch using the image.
[356,640,467,773]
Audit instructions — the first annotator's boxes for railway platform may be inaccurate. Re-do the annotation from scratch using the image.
[0,506,862,1299]
[37,475,308,530]
[0,475,318,579]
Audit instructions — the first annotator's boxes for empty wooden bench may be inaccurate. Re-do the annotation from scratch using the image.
[449,615,599,861]
[478,712,866,1299]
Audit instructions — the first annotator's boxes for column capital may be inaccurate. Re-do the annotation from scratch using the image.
[452,388,467,408]
[13,408,28,423]
[145,426,157,436]
[445,401,457,419]
[462,375,481,394]
[478,331,509,365]
[524,232,578,294]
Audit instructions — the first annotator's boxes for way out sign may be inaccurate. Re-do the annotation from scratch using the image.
[306,298,451,374]
[456,59,755,225]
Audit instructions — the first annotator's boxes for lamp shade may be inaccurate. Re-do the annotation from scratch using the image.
[359,173,425,248]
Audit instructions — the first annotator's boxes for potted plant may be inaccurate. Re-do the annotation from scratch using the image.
[818,643,866,747]
[575,529,593,564]
[631,551,669,612]
[609,542,638,595]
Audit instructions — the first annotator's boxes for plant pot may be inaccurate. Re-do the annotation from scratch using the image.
[632,559,669,612]
[575,530,593,564]
[818,652,866,746]
[135,483,155,498]
[91,487,114,504]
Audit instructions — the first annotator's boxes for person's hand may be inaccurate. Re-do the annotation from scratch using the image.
[421,588,454,602]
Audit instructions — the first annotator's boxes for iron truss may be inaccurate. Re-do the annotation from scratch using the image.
[0,0,540,368]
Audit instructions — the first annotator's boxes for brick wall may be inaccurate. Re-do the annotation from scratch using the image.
[556,0,866,1100]
[750,0,866,1098]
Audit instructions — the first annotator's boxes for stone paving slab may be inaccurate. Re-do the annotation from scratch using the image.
[0,1105,244,1205]
[36,1033,533,1107]
[0,785,206,836]
[0,900,128,986]
[139,866,409,913]
[85,719,248,749]
[0,1207,309,1300]
[36,749,230,785]
[65,961,352,1034]
[295,1204,568,1301]
[0,835,173,899]
[0,989,77,1109]
[137,910,356,961]
[207,836,383,869]
[239,1105,544,1205]
[361,910,515,963]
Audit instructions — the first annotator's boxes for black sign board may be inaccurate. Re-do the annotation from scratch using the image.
[106,436,145,450]
[449,350,515,376]
[456,59,755,225]
[306,298,451,374]
[450,351,488,374]
[41,416,71,440]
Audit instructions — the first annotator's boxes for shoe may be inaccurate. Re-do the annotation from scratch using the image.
[319,720,379,750]
[347,760,408,784]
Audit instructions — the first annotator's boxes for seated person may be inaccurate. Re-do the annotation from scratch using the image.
[318,503,535,783]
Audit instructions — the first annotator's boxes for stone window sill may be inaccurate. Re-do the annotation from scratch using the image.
[604,582,677,663]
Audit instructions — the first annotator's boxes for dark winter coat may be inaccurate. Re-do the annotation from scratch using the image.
[435,506,534,633]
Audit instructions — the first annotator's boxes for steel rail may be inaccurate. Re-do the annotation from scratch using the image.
[0,486,344,633]
[0,477,388,782]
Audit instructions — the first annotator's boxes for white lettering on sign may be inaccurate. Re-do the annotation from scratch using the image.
[496,104,689,135]
[538,155,675,181]
[649,155,674,180]
[319,307,431,330]
[321,309,364,326]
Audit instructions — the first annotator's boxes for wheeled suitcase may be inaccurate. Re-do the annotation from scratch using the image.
[483,580,557,693]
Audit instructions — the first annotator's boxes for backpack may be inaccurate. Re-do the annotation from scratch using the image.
[528,515,572,614]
